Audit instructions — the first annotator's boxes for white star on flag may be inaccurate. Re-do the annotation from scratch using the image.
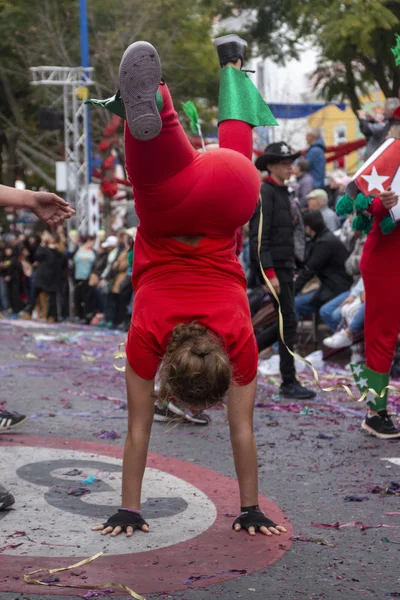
[352,364,363,377]
[358,377,368,388]
[366,391,376,406]
[361,166,390,193]
[281,144,290,154]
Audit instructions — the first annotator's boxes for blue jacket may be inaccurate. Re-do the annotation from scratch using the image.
[305,138,326,188]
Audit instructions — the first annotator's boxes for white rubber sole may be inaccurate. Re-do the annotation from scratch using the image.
[0,415,27,431]
[361,420,400,439]
[166,401,210,425]
[118,41,162,141]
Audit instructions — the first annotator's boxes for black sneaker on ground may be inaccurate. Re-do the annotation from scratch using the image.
[154,401,210,425]
[280,381,316,400]
[0,410,27,431]
[119,41,162,141]
[362,410,400,439]
[0,484,15,511]
[214,34,248,68]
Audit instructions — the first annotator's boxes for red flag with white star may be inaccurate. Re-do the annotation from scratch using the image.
[346,138,400,199]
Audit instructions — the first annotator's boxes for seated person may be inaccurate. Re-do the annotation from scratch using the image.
[323,278,365,349]
[307,188,341,232]
[294,210,353,319]
[320,232,366,332]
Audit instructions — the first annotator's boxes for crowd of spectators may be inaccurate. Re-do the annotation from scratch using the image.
[0,226,136,331]
[0,119,394,379]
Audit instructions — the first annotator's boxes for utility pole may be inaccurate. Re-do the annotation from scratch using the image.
[29,1,94,234]
[79,0,92,188]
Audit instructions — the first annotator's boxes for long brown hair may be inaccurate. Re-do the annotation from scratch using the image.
[158,322,232,410]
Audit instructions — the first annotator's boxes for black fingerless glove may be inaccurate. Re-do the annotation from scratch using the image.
[232,505,277,532]
[103,509,148,532]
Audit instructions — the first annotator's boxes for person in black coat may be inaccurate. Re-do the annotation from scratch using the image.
[0,245,23,315]
[249,142,315,400]
[294,210,353,317]
[23,232,63,321]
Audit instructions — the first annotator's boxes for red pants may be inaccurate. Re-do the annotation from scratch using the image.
[363,271,400,373]
[124,84,260,239]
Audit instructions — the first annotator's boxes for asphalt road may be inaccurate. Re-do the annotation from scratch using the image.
[0,318,399,600]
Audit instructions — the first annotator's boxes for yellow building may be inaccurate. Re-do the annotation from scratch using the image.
[307,90,386,174]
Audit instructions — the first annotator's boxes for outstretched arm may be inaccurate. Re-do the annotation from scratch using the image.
[0,185,74,226]
[92,362,154,537]
[228,376,287,537]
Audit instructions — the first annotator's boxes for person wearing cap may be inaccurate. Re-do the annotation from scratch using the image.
[249,142,315,400]
[307,189,341,232]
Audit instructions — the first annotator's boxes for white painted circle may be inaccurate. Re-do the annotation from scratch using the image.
[382,457,400,466]
[2,447,216,557]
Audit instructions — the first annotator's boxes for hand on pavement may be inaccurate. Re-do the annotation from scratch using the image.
[233,507,287,537]
[92,509,149,538]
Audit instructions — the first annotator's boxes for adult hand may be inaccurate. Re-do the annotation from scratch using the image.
[92,509,149,538]
[265,277,280,296]
[30,191,75,226]
[341,295,355,307]
[233,507,287,537]
[380,188,398,211]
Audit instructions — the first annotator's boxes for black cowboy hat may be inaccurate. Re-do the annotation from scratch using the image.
[255,142,301,172]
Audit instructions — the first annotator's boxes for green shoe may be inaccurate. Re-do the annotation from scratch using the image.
[350,364,389,411]
[86,90,125,119]
[218,66,278,127]
[86,89,163,120]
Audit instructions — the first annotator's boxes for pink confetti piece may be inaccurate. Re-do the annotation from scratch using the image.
[312,521,398,531]
[0,543,23,553]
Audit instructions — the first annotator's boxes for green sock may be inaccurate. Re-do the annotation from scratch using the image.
[350,364,389,411]
[86,90,163,119]
[218,66,278,127]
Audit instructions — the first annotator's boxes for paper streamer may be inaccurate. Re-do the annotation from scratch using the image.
[24,551,145,600]
[257,194,400,404]
[113,342,127,372]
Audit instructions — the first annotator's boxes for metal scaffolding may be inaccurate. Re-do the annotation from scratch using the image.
[30,66,95,233]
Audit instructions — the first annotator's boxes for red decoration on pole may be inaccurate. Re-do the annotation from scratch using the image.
[97,115,124,232]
